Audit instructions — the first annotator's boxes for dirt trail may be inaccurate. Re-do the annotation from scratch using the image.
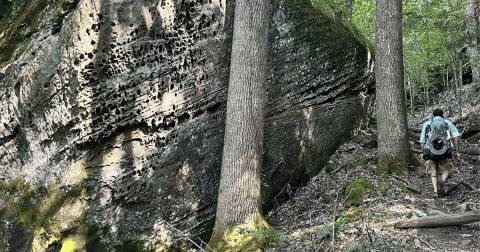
[267,90,480,251]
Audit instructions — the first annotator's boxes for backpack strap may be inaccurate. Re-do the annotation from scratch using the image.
[425,123,431,141]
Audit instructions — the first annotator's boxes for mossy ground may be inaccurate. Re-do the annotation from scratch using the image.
[344,177,372,208]
[207,214,284,252]
[375,145,418,175]
[377,180,390,194]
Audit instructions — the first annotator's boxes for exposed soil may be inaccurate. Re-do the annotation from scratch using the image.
[266,88,480,252]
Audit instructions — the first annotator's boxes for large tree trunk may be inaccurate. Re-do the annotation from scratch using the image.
[209,0,270,250]
[466,0,480,85]
[375,0,412,174]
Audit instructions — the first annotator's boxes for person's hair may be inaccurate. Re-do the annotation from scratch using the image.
[433,108,443,117]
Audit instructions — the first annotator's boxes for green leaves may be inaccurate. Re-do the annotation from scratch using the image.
[351,0,470,108]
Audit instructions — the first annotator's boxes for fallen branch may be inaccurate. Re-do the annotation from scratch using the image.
[408,127,422,133]
[394,210,480,229]
[392,174,410,185]
[460,181,477,191]
[163,221,206,251]
[330,165,346,174]
[407,235,434,250]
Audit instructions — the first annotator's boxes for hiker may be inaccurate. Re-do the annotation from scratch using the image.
[419,109,460,199]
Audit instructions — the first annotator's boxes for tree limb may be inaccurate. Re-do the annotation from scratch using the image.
[395,210,480,229]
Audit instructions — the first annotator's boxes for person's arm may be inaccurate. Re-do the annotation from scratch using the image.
[447,120,460,160]
[453,137,460,160]
[419,123,428,160]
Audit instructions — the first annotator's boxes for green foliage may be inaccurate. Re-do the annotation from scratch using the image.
[325,154,339,172]
[336,207,363,223]
[351,0,471,110]
[354,148,367,168]
[355,156,366,168]
[372,212,389,220]
[363,211,389,221]
[342,239,411,252]
[377,181,390,194]
[0,0,71,67]
[351,0,375,43]
[345,177,372,208]
[352,135,364,143]
[316,192,330,203]
[397,182,410,194]
[313,223,342,249]
[237,227,285,249]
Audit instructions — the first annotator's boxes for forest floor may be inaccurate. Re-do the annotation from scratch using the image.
[265,87,480,252]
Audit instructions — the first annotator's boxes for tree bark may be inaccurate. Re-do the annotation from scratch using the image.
[466,0,480,85]
[395,211,480,229]
[212,0,270,232]
[375,0,411,173]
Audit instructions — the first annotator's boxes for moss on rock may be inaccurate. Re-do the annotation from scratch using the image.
[345,177,372,208]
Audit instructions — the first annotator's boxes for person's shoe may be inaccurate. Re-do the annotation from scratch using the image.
[438,179,446,197]
[431,192,438,199]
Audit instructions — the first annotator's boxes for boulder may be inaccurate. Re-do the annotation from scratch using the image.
[0,0,373,249]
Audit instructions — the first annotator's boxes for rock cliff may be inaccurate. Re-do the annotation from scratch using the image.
[0,0,374,250]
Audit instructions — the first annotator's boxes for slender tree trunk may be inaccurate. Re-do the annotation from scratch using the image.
[209,0,270,250]
[375,0,412,174]
[466,0,480,85]
[459,58,464,124]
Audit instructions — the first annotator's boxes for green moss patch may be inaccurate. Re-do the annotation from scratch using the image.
[377,181,390,194]
[208,215,275,252]
[0,0,74,67]
[352,134,363,143]
[325,154,339,172]
[316,192,330,204]
[336,207,363,223]
[345,177,372,208]
[397,182,409,194]
[0,173,94,251]
[375,146,418,175]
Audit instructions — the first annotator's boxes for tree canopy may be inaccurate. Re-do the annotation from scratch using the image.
[351,0,477,111]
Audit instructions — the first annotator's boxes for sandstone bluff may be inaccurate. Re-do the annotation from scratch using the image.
[0,0,373,250]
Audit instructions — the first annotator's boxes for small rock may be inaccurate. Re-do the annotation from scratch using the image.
[346,144,356,152]
[460,234,473,238]
[407,185,421,194]
[417,201,427,207]
[461,239,473,246]
[461,203,471,212]
[429,210,445,216]
[414,239,422,247]
[473,231,480,238]
[409,229,419,236]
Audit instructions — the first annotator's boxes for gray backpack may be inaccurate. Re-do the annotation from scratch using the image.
[423,117,452,160]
